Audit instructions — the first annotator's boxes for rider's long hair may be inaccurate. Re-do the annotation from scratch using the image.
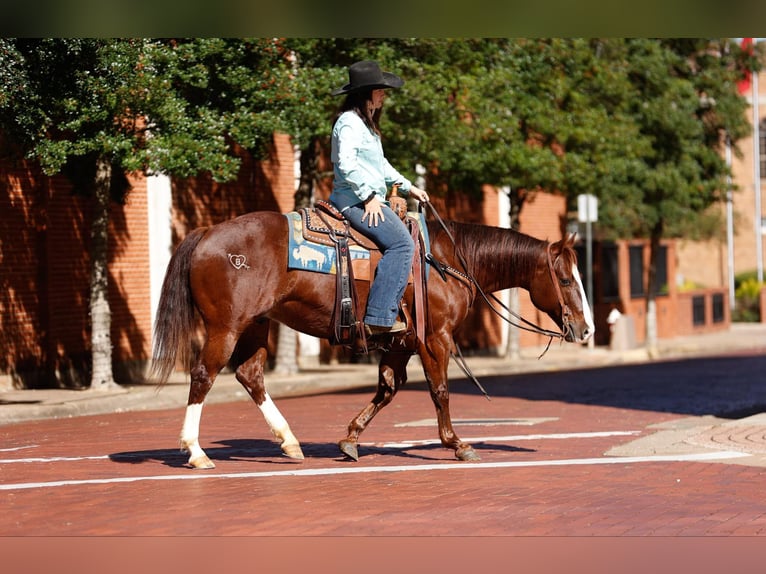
[333,89,382,136]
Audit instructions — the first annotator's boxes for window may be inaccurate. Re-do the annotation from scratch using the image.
[652,245,669,296]
[601,243,619,300]
[712,293,725,323]
[692,296,706,326]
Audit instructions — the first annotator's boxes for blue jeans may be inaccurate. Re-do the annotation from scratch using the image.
[341,203,414,327]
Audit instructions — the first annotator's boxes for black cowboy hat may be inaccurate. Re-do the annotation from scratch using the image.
[331,60,404,96]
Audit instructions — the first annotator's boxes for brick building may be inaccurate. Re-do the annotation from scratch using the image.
[7,90,756,389]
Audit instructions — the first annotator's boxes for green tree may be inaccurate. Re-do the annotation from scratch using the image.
[602,38,755,350]
[0,38,297,388]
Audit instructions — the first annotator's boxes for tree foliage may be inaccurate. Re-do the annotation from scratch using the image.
[0,37,760,378]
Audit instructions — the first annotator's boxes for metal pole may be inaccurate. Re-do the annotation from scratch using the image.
[726,135,736,309]
[586,198,594,350]
[753,70,763,283]
[585,209,593,309]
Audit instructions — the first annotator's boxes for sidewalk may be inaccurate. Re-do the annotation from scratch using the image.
[1,323,764,426]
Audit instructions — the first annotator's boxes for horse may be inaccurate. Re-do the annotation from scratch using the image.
[150,208,594,469]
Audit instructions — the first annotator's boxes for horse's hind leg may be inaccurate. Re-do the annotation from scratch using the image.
[339,351,411,461]
[180,329,236,469]
[256,393,304,460]
[233,321,303,460]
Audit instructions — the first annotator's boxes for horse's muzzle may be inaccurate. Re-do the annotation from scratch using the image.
[564,322,594,344]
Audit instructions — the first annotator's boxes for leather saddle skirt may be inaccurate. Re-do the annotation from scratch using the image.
[300,200,378,251]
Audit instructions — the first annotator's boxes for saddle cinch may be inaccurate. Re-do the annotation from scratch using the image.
[299,194,428,348]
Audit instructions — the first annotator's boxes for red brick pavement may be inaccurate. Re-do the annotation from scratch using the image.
[2,382,765,537]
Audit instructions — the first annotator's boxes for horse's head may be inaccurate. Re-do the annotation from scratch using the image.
[529,234,595,343]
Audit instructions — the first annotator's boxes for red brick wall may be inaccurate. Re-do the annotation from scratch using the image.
[43,175,91,385]
[171,134,296,241]
[0,148,156,387]
[108,174,151,374]
[0,154,49,385]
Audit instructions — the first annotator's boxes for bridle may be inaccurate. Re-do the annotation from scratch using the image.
[545,242,574,342]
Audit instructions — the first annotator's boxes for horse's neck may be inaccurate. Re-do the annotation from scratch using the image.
[454,224,543,293]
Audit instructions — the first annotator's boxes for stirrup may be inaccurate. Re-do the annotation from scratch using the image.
[365,320,407,336]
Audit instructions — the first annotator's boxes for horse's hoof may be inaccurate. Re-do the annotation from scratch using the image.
[456,446,481,462]
[282,444,305,460]
[188,455,216,469]
[338,440,359,461]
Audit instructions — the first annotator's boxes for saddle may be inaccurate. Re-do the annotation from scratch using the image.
[299,199,427,348]
[301,201,378,251]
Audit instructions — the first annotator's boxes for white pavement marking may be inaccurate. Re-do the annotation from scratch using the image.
[0,451,749,492]
[0,454,110,464]
[0,445,38,453]
[374,430,641,449]
[395,417,559,428]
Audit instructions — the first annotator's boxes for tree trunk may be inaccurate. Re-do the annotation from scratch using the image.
[504,189,525,360]
[273,322,299,375]
[505,289,521,360]
[89,156,118,390]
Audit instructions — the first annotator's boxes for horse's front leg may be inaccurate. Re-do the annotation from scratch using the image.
[420,337,480,462]
[339,351,411,461]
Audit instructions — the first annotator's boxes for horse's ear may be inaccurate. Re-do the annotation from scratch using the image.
[550,233,576,256]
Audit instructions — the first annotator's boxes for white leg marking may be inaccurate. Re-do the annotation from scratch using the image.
[258,392,304,460]
[180,403,214,468]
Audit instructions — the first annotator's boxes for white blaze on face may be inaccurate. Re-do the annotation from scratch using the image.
[572,262,595,338]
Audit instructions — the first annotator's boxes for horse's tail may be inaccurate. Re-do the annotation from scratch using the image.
[149,227,208,385]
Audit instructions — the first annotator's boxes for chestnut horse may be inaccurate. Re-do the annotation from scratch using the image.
[150,209,594,469]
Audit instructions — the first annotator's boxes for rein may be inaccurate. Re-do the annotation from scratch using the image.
[424,202,566,357]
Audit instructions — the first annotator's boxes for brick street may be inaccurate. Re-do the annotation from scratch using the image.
[2,350,766,537]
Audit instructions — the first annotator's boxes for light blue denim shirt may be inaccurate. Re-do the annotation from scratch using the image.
[329,110,412,211]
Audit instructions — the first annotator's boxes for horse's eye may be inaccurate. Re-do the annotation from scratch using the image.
[560,278,572,287]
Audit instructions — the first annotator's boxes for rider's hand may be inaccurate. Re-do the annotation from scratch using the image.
[409,186,430,203]
[362,195,384,227]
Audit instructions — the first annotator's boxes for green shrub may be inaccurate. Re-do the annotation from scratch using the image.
[732,276,763,322]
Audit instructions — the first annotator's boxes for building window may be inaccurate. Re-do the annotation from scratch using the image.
[712,293,725,323]
[692,296,706,326]
[629,244,669,298]
[652,245,669,296]
[601,243,619,300]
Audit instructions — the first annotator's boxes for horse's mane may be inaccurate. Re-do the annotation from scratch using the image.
[434,220,546,281]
